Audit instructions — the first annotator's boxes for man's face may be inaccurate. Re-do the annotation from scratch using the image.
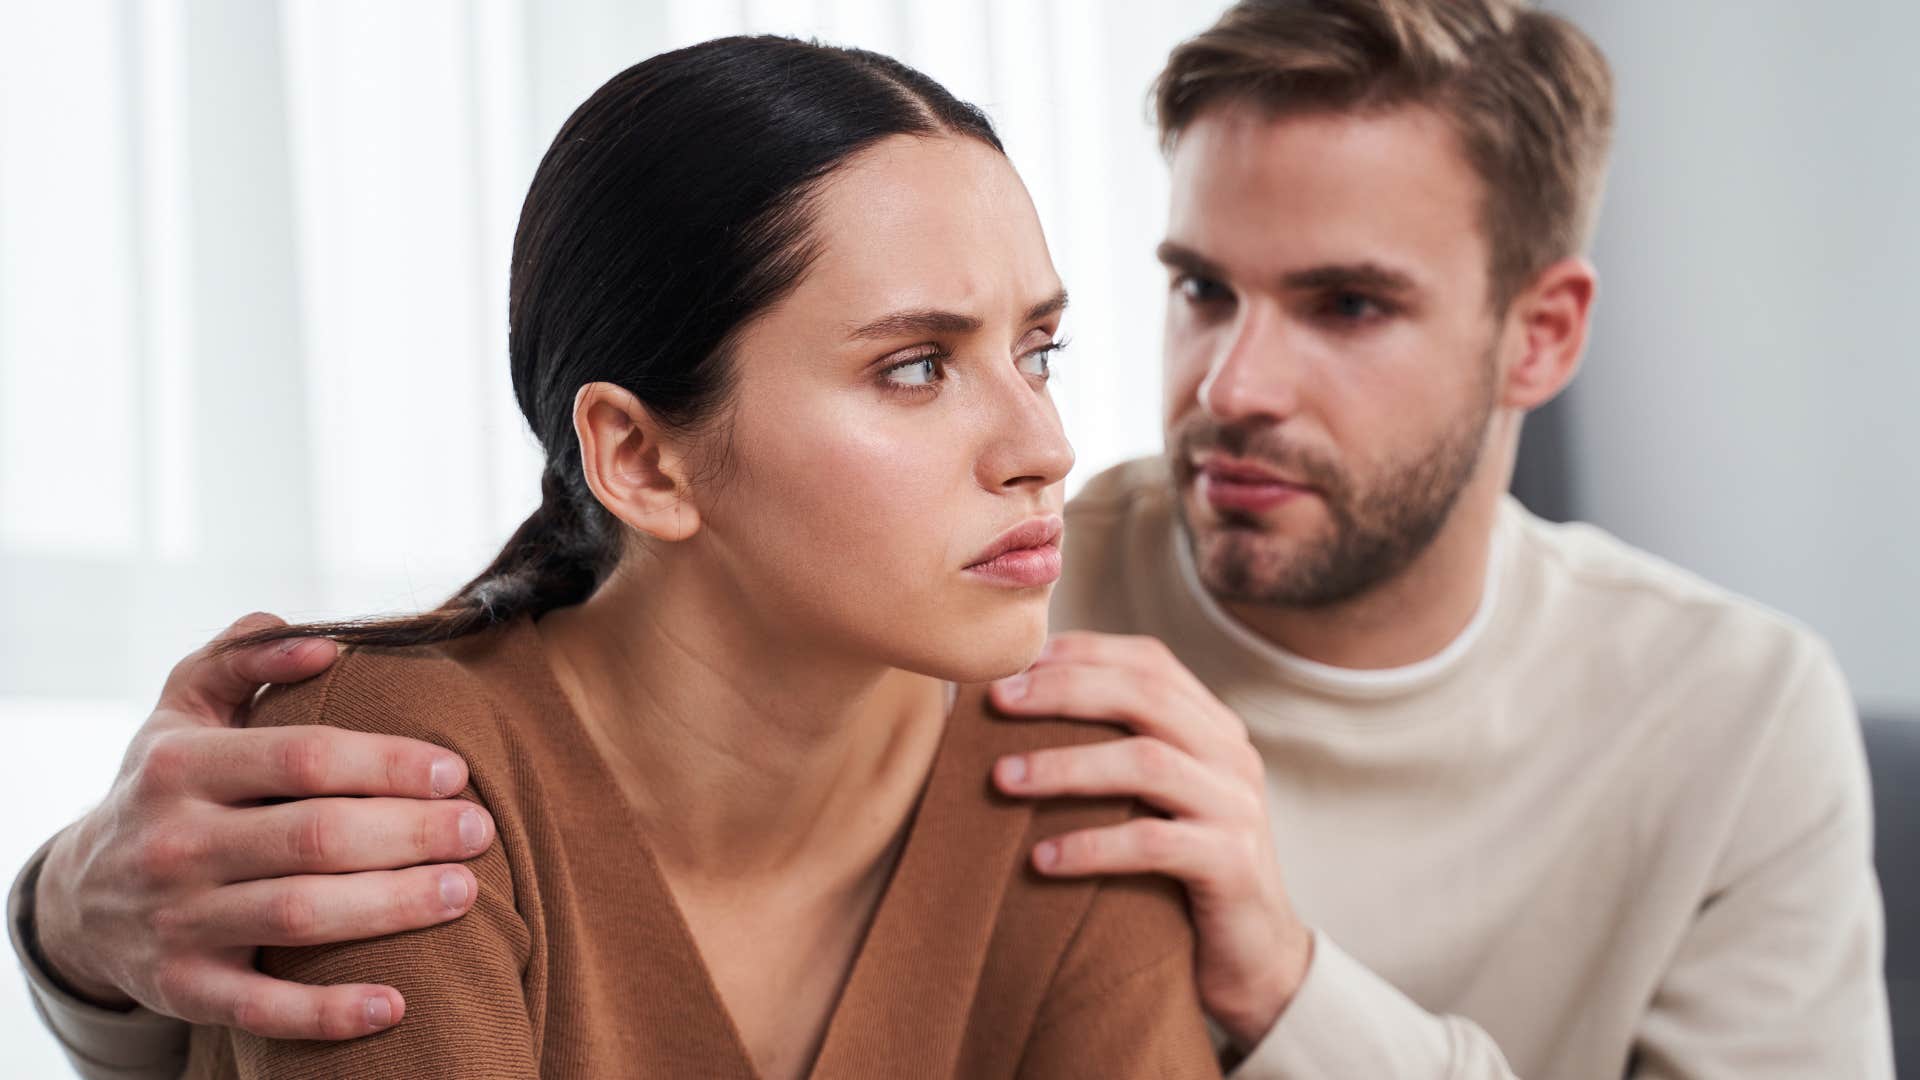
[1160,102,1504,609]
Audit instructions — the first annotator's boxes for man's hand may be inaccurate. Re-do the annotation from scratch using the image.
[988,630,1311,1050]
[32,612,496,1040]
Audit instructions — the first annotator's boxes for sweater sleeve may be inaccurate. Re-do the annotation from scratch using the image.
[1225,930,1519,1079]
[1017,872,1224,1080]
[201,649,542,1080]
[1626,641,1894,1078]
[10,835,192,1080]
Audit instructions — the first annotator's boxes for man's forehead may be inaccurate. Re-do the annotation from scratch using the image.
[1164,101,1489,283]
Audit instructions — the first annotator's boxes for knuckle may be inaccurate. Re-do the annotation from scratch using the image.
[317,994,361,1039]
[291,808,333,866]
[146,902,192,947]
[413,809,441,860]
[1136,819,1180,861]
[1132,738,1177,780]
[132,827,199,886]
[268,888,321,941]
[149,956,198,1012]
[132,731,194,797]
[1061,829,1098,864]
[278,732,334,792]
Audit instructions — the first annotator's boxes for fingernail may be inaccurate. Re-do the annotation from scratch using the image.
[999,674,1029,700]
[1033,840,1058,871]
[997,755,1028,786]
[1036,638,1057,662]
[275,638,304,657]
[365,996,393,1029]
[430,757,460,797]
[438,870,469,909]
[458,808,486,852]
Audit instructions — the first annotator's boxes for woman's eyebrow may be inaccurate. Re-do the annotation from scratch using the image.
[844,288,1070,341]
[847,309,981,340]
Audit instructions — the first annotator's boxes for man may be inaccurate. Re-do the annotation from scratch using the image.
[12,1,1893,1076]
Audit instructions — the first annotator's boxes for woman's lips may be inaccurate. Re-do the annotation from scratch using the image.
[1196,460,1315,515]
[965,515,1064,588]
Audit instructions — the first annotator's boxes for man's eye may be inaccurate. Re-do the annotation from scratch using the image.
[1177,275,1230,304]
[1324,291,1388,321]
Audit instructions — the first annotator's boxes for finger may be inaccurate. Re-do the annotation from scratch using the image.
[988,661,1239,759]
[174,963,405,1040]
[173,865,479,949]
[208,796,493,881]
[994,737,1249,820]
[194,725,471,803]
[1029,630,1183,673]
[1031,817,1221,881]
[1032,631,1225,710]
[161,613,339,725]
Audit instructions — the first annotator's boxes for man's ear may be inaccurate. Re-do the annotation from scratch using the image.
[1499,257,1597,411]
[572,382,702,542]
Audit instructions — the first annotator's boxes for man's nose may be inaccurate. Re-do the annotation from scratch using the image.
[1198,303,1301,426]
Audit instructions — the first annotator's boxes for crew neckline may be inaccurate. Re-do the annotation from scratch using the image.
[1172,506,1511,700]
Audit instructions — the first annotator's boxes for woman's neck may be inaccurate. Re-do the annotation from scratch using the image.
[530,560,950,885]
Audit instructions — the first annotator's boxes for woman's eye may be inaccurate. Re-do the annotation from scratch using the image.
[1017,342,1063,381]
[881,354,944,389]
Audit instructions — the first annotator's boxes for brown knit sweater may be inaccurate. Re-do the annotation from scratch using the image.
[180,614,1220,1079]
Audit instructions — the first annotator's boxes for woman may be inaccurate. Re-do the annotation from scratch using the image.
[180,35,1218,1080]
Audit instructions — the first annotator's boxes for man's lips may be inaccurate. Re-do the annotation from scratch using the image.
[1192,456,1316,514]
[964,514,1065,587]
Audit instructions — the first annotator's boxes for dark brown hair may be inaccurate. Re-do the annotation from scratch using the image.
[1153,0,1614,309]
[218,36,1001,657]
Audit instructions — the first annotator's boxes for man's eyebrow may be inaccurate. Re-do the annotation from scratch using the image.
[846,288,1070,341]
[1155,241,1224,280]
[1158,241,1421,297]
[1282,262,1420,295]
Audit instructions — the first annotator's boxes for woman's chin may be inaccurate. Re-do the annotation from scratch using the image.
[928,617,1051,685]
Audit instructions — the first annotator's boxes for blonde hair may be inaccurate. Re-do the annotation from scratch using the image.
[1153,0,1614,308]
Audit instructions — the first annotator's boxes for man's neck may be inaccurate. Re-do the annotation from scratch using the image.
[1221,475,1506,671]
[532,556,948,885]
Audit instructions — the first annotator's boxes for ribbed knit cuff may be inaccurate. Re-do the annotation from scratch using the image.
[1227,929,1453,1080]
[10,833,191,1080]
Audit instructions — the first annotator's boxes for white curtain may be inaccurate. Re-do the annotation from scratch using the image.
[0,1,1222,1071]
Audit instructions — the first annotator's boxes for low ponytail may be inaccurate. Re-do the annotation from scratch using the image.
[215,459,616,654]
[212,35,1002,659]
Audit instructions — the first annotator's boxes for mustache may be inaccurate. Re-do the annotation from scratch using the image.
[1170,417,1346,496]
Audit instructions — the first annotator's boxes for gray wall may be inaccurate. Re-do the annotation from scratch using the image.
[1548,0,1920,715]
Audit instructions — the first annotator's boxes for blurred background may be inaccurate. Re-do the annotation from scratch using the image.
[1,0,1915,1072]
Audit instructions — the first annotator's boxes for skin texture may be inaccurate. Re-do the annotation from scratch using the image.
[987,100,1596,1049]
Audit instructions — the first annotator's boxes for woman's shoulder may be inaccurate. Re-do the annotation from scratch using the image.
[244,620,528,764]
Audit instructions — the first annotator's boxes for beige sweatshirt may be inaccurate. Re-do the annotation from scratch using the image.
[12,455,1896,1077]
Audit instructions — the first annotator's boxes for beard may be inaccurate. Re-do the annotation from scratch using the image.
[1170,356,1497,610]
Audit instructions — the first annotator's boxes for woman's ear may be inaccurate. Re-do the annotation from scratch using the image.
[572,382,702,542]
[1499,257,1597,412]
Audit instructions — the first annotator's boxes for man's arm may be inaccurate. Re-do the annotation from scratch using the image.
[11,613,498,1078]
[989,630,1895,1079]
[986,630,1521,1080]
[1629,641,1893,1078]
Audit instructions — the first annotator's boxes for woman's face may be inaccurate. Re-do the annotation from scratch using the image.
[679,134,1074,684]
